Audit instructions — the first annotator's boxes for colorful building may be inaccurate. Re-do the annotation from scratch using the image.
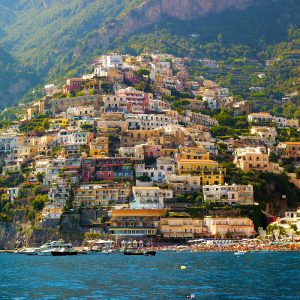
[81,157,135,182]
[89,136,109,157]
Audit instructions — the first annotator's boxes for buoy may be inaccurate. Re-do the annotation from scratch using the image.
[181,265,187,270]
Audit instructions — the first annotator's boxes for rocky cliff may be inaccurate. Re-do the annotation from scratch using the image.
[97,0,256,45]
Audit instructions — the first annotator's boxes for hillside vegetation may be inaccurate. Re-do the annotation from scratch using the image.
[0,0,300,110]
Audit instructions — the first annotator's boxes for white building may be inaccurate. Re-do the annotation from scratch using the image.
[137,113,178,130]
[101,54,123,69]
[203,184,254,205]
[7,187,19,202]
[0,133,22,154]
[250,126,277,146]
[48,180,71,207]
[58,130,91,145]
[131,186,173,209]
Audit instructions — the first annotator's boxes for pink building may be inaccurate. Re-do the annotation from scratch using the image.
[144,144,162,158]
[116,87,152,113]
[63,78,86,94]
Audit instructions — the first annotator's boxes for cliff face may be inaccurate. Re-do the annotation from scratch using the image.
[98,0,256,44]
[0,223,18,250]
[160,0,254,20]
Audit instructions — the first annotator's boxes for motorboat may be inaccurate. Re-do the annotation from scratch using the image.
[143,250,156,256]
[37,240,72,256]
[234,251,247,255]
[15,248,39,255]
[51,244,77,256]
[123,250,156,256]
[123,250,144,255]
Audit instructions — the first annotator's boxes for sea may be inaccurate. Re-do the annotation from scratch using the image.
[0,251,299,299]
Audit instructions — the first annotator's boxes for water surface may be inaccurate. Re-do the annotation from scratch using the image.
[0,252,299,299]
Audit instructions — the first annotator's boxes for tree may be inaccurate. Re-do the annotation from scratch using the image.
[36,173,44,184]
[136,68,150,77]
[211,125,234,137]
[31,195,48,211]
[80,123,94,131]
[215,109,235,127]
[41,118,50,130]
[65,187,74,212]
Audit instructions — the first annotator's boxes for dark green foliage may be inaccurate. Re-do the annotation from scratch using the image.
[0,172,25,188]
[80,123,94,132]
[223,162,300,209]
[239,205,268,231]
[19,114,48,133]
[30,195,48,211]
[136,175,151,182]
[65,187,74,212]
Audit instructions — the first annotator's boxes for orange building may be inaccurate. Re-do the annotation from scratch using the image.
[278,142,300,160]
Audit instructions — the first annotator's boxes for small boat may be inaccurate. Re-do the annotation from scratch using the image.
[143,251,156,256]
[51,250,77,256]
[123,250,143,255]
[234,251,247,255]
[15,248,39,255]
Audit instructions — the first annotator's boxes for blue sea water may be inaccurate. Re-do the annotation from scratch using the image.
[0,252,299,300]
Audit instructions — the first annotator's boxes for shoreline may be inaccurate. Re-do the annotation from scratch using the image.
[2,242,300,254]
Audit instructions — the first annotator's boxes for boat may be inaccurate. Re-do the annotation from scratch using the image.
[143,250,156,256]
[123,250,156,256]
[15,248,39,255]
[123,250,144,255]
[234,251,247,255]
[51,244,77,256]
[37,240,73,256]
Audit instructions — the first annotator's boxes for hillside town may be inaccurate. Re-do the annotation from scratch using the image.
[0,53,299,247]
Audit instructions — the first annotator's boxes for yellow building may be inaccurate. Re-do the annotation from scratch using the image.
[178,146,210,160]
[121,128,163,147]
[89,136,109,157]
[177,158,216,173]
[176,159,225,185]
[160,148,178,157]
[74,184,131,207]
[49,118,69,129]
[11,134,57,160]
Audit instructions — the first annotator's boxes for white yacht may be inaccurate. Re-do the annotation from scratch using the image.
[37,240,71,256]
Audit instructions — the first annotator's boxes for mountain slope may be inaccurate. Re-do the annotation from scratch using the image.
[0,0,300,106]
[0,47,37,109]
